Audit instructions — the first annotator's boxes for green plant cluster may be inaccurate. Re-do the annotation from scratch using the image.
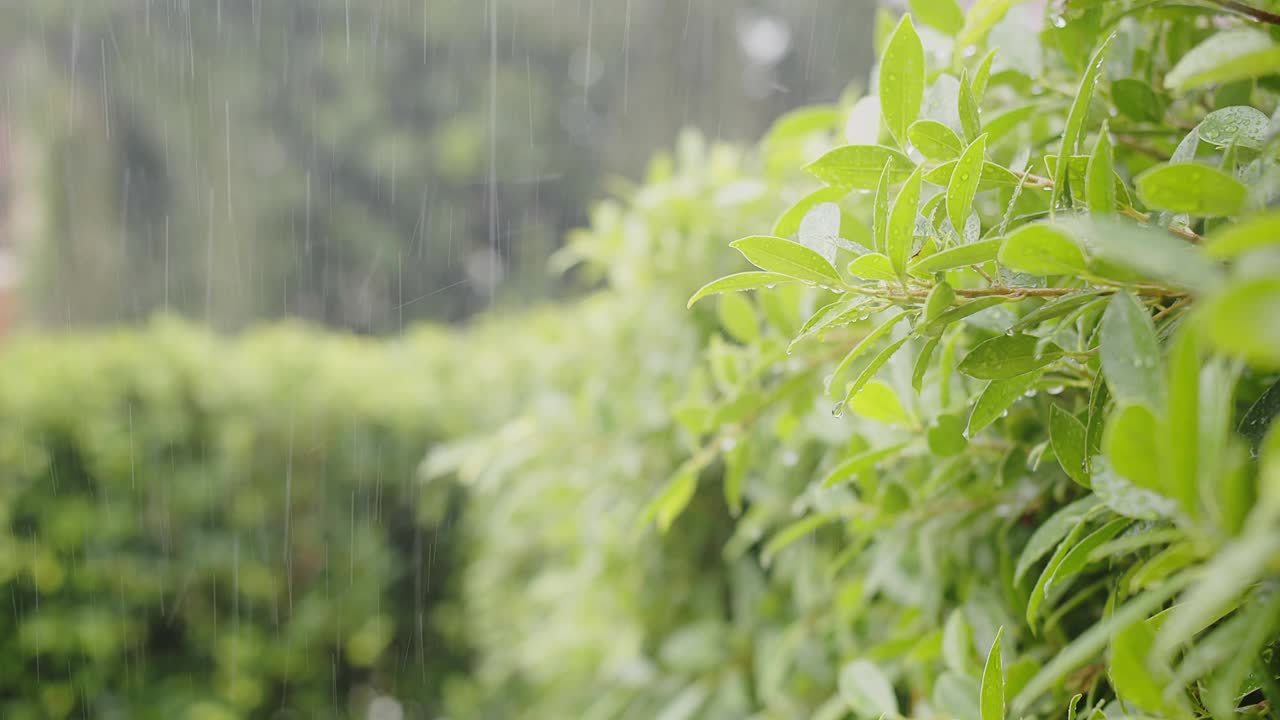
[443,0,1280,718]
[12,1,1280,718]
[0,320,466,719]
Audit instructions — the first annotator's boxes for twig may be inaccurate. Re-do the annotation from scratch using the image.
[1204,0,1280,25]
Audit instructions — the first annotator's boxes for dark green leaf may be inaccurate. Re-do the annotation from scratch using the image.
[1014,495,1102,583]
[1050,405,1090,487]
[1111,78,1165,123]
[959,334,1065,380]
[1053,34,1115,209]
[969,370,1043,435]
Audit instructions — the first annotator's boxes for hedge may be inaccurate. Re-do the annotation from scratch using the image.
[0,320,466,719]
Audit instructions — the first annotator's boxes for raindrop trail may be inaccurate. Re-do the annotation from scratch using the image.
[487,0,499,303]
[394,279,467,311]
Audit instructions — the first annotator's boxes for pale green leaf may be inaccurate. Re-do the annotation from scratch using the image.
[889,165,926,279]
[911,0,965,35]
[806,145,915,189]
[1085,126,1115,213]
[980,627,1005,720]
[925,160,1021,189]
[774,186,851,237]
[1199,106,1269,149]
[848,253,900,282]
[998,224,1086,276]
[911,238,1002,272]
[730,236,843,285]
[1100,292,1163,408]
[880,15,926,147]
[1164,29,1280,91]
[839,659,900,718]
[1135,163,1246,217]
[1205,211,1280,257]
[1204,278,1280,368]
[908,120,964,162]
[948,134,988,238]
[688,272,796,308]
[1054,34,1115,210]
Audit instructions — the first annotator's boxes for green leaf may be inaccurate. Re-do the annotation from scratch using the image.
[1053,34,1115,210]
[821,442,910,488]
[1085,126,1115,213]
[1050,405,1090,488]
[1009,290,1105,333]
[806,145,915,189]
[1155,530,1280,660]
[959,334,1065,380]
[934,673,981,720]
[958,70,982,143]
[650,469,697,533]
[1165,329,1201,514]
[1135,163,1246,217]
[889,165,925,279]
[761,514,837,566]
[1239,378,1280,449]
[908,120,964,162]
[969,370,1043,435]
[926,296,1010,332]
[730,236,843,285]
[1012,576,1191,713]
[874,162,893,254]
[911,238,1002,272]
[948,134,988,239]
[910,0,964,35]
[1027,516,1090,628]
[1204,277,1280,368]
[764,105,842,146]
[1104,403,1164,494]
[980,628,1005,720]
[972,49,997,100]
[717,293,759,344]
[1164,29,1280,91]
[1065,216,1218,293]
[1110,617,1172,714]
[1205,211,1280,257]
[844,334,914,405]
[943,609,974,673]
[830,310,915,393]
[1100,292,1163,408]
[925,160,1022,189]
[1092,455,1180,520]
[688,272,796,308]
[774,187,851,237]
[913,336,941,392]
[852,380,913,426]
[1014,495,1102,582]
[958,0,1019,50]
[879,15,926,148]
[848,253,900,282]
[1047,518,1131,597]
[924,282,957,324]
[1199,106,1269,149]
[839,659,900,718]
[1111,78,1165,123]
[998,224,1087,276]
[928,413,969,456]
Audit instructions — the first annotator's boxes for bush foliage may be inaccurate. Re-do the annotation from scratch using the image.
[0,321,466,719]
[11,1,1280,719]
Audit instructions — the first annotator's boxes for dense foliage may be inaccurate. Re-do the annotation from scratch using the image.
[0,321,466,719]
[11,1,1280,719]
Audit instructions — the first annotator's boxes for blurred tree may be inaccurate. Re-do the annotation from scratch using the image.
[0,0,873,331]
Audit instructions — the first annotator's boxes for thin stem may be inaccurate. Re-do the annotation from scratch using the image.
[1204,0,1280,25]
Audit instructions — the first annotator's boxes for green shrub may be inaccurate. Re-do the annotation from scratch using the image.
[674,1,1280,718]
[0,319,465,719]
[443,2,1280,719]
